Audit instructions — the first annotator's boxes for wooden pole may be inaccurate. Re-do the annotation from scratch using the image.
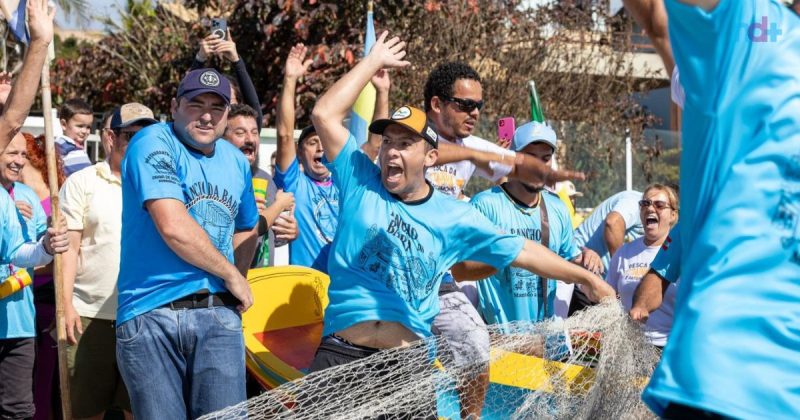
[40,54,72,420]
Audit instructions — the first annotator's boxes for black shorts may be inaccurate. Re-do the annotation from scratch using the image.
[663,403,726,419]
[0,338,36,419]
[307,335,437,419]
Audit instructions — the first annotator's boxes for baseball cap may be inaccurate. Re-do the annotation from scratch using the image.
[512,121,557,152]
[369,105,438,148]
[562,181,583,197]
[110,103,158,129]
[298,125,317,144]
[177,68,231,104]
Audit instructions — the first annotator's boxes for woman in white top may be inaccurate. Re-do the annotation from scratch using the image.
[606,184,678,349]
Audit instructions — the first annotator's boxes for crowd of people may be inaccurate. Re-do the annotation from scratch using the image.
[0,0,797,419]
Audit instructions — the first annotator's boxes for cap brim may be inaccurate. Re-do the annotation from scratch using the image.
[113,117,158,129]
[181,88,230,104]
[369,119,425,141]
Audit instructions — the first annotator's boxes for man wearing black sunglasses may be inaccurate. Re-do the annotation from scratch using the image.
[421,61,518,417]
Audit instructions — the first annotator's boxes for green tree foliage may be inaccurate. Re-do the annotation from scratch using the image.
[54,0,667,203]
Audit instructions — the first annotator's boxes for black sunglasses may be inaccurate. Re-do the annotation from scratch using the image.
[639,199,672,210]
[440,95,484,113]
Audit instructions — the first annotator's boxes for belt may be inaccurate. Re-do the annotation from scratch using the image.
[438,282,460,296]
[164,292,240,310]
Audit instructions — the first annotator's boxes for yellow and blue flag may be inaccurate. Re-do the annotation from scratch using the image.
[0,0,29,44]
[348,2,376,146]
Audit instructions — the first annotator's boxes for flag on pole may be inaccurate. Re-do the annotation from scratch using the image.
[0,0,29,44]
[528,80,545,123]
[348,1,376,146]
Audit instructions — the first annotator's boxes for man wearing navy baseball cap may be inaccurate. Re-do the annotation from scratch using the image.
[115,68,259,419]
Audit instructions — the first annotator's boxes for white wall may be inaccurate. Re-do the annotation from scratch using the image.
[22,113,298,176]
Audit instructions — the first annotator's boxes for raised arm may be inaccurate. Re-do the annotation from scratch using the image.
[311,31,409,162]
[437,142,585,185]
[276,44,312,172]
[361,69,390,162]
[622,0,675,76]
[0,0,54,153]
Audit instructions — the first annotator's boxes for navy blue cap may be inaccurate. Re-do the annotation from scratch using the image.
[177,68,231,104]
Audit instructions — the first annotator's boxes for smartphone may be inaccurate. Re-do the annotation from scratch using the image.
[497,117,516,142]
[210,18,227,40]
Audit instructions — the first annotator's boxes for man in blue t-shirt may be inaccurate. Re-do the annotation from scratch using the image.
[306,33,615,398]
[116,68,259,420]
[275,45,339,272]
[624,1,800,418]
[467,121,601,328]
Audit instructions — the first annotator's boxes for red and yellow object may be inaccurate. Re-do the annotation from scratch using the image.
[0,269,32,299]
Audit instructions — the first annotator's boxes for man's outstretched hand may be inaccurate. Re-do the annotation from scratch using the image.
[27,0,55,45]
[366,31,410,70]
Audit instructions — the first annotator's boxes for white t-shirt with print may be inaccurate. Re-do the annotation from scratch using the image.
[606,237,678,347]
[425,135,513,199]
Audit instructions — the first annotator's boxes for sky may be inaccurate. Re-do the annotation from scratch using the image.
[56,0,123,31]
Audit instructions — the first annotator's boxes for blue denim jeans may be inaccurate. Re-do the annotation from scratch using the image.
[116,306,246,420]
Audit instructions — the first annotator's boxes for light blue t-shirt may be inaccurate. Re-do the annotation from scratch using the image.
[274,158,339,272]
[117,123,259,325]
[471,186,580,327]
[573,190,643,269]
[650,223,681,283]
[0,184,46,338]
[643,1,800,418]
[323,134,525,338]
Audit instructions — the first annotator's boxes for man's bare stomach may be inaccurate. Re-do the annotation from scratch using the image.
[335,321,421,349]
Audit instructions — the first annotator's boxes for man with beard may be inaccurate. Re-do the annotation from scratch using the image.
[458,121,597,328]
[275,44,340,272]
[422,61,602,418]
[223,104,297,267]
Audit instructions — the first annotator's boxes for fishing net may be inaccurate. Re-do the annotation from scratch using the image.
[200,299,659,419]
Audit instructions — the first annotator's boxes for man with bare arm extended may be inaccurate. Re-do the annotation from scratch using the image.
[307,31,615,417]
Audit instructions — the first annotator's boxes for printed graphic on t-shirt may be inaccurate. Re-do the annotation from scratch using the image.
[185,181,240,256]
[144,150,179,184]
[427,165,465,197]
[506,226,543,298]
[773,153,800,265]
[358,215,440,304]
[311,189,339,243]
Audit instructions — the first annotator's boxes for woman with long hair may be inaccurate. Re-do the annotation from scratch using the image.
[21,132,67,420]
[606,184,679,350]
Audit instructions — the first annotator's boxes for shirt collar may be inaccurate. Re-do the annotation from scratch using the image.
[96,161,121,184]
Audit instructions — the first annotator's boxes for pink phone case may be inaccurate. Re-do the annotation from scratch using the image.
[497,117,516,141]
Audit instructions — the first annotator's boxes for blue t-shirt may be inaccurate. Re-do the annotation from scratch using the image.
[274,158,339,272]
[117,123,259,325]
[323,134,525,338]
[574,190,643,269]
[471,187,581,327]
[0,184,46,338]
[650,223,681,283]
[643,1,800,418]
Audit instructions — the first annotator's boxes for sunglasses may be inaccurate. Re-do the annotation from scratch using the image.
[441,95,484,113]
[639,199,672,210]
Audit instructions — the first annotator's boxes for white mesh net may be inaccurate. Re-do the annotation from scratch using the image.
[200,300,659,419]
